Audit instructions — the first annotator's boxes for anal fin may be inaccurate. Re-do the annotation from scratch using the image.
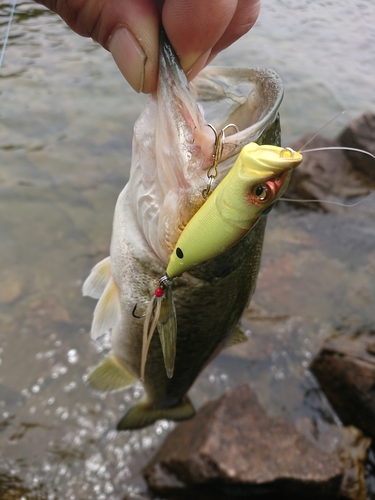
[91,277,121,339]
[87,354,136,392]
[116,396,196,431]
[83,256,112,299]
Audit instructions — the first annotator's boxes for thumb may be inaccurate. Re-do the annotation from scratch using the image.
[107,1,160,93]
[34,0,161,93]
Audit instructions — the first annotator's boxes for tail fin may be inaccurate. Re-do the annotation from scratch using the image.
[116,396,196,431]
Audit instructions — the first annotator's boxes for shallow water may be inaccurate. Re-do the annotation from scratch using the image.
[1,1,375,498]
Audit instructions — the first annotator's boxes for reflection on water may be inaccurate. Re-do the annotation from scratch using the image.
[1,1,375,498]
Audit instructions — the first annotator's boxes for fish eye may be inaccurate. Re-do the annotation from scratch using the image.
[254,185,268,201]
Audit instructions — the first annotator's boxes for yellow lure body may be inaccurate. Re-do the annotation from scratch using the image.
[166,142,303,278]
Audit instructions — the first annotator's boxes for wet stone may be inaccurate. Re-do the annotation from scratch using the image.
[25,296,71,332]
[284,134,371,212]
[144,384,343,499]
[310,333,375,440]
[295,418,371,500]
[338,113,375,181]
[0,269,24,304]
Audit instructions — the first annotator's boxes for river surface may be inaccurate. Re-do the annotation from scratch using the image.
[0,1,375,498]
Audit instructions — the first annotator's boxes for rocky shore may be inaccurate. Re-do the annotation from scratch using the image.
[140,113,375,500]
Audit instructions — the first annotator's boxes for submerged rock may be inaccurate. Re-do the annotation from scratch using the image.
[310,333,375,440]
[296,417,371,500]
[0,269,24,304]
[144,385,344,498]
[338,113,375,181]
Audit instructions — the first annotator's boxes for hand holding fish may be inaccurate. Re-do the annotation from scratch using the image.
[33,0,261,92]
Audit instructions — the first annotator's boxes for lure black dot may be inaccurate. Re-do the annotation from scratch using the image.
[176,247,184,259]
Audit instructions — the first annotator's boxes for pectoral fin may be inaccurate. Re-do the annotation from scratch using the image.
[83,256,112,299]
[87,354,136,392]
[116,396,196,431]
[91,277,121,339]
[226,327,249,348]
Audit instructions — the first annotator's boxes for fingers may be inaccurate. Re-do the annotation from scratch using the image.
[34,0,261,94]
[210,0,261,59]
[109,0,260,92]
[105,1,160,93]
[162,0,237,78]
[163,0,261,81]
[35,0,161,93]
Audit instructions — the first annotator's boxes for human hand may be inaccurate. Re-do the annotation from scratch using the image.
[34,0,261,93]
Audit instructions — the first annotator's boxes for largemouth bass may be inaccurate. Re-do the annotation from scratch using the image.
[83,39,301,430]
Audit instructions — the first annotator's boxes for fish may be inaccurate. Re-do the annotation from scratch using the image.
[82,37,302,430]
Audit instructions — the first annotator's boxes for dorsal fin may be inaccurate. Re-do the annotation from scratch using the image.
[91,277,121,339]
[82,256,112,299]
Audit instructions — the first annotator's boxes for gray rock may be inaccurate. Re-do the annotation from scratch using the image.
[144,384,343,498]
[310,333,375,439]
[338,113,375,181]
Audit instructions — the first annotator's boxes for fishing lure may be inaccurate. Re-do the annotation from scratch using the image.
[126,113,375,382]
[139,138,303,381]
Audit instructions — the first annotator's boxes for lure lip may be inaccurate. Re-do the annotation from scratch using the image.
[238,143,303,182]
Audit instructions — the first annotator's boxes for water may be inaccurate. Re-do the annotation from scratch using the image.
[1,1,375,498]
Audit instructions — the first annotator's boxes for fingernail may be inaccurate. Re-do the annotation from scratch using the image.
[109,27,146,93]
[184,50,211,80]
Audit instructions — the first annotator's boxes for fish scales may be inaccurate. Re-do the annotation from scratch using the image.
[83,37,295,430]
[141,217,267,408]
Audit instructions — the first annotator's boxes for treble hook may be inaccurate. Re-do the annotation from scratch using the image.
[218,123,239,160]
[132,275,171,319]
[132,301,159,319]
[203,122,239,199]
[132,303,145,319]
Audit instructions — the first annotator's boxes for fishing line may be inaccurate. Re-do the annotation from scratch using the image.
[301,146,375,157]
[280,197,372,208]
[0,0,16,68]
[297,111,345,151]
[281,147,375,208]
